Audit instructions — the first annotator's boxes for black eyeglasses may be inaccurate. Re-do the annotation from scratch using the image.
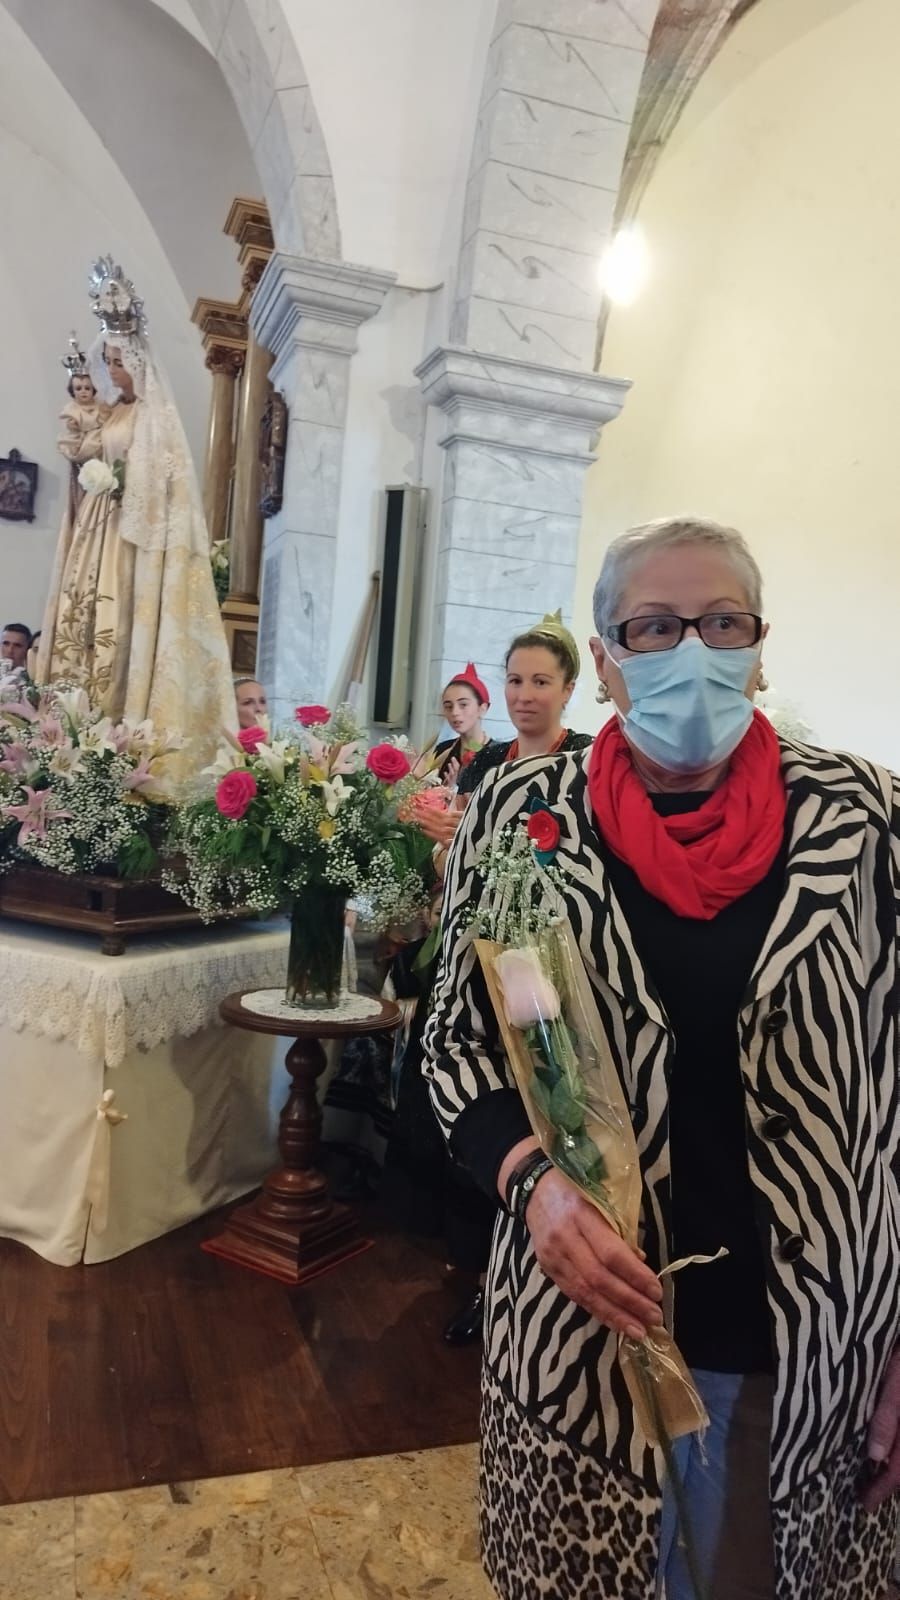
[606,612,763,653]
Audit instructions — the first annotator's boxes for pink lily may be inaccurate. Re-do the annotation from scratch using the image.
[2,786,73,845]
[38,716,67,748]
[304,735,327,768]
[0,699,38,724]
[0,742,37,777]
[330,741,363,776]
[121,756,157,796]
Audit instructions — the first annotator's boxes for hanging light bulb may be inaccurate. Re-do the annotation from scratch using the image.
[598,225,650,306]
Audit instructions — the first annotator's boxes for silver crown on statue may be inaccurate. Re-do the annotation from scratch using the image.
[88,256,147,338]
[60,331,90,379]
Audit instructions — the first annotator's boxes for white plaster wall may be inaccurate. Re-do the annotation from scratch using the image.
[5,0,260,308]
[148,0,213,49]
[279,0,496,287]
[572,0,900,770]
[326,286,430,696]
[0,6,213,626]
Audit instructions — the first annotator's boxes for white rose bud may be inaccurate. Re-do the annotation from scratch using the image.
[495,946,561,1029]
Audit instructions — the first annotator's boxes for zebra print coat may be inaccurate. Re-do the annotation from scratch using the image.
[424,737,899,1596]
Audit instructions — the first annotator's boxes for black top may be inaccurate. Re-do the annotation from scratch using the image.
[458,730,592,797]
[598,791,788,1374]
[433,735,495,781]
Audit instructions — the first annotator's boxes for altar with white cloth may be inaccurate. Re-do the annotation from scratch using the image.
[0,918,290,1266]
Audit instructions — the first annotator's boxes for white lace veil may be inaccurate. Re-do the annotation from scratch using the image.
[87,332,208,557]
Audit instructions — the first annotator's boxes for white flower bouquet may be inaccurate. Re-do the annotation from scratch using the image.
[166,701,436,929]
[167,702,438,1006]
[0,684,178,877]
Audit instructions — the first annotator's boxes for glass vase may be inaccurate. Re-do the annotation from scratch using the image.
[285,886,348,1009]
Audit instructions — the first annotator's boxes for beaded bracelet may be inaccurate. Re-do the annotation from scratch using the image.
[505,1151,555,1224]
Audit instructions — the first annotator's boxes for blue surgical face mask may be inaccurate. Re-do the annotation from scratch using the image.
[617,635,759,773]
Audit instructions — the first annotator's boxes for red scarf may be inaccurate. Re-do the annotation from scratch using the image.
[587,710,787,920]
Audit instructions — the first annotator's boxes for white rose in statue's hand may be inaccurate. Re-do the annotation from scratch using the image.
[78,460,117,496]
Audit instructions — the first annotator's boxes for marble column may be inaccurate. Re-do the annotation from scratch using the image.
[417,346,629,739]
[203,344,243,547]
[228,333,272,601]
[251,254,395,718]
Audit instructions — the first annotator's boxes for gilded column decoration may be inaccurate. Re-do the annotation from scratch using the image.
[228,332,272,601]
[203,344,243,547]
[192,199,275,671]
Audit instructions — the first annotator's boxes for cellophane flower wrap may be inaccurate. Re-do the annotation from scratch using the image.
[471,812,708,1454]
[165,703,437,930]
[0,681,177,877]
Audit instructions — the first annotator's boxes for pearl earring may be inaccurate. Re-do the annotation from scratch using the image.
[596,682,611,704]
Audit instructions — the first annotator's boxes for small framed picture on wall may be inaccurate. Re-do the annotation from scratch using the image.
[0,449,38,523]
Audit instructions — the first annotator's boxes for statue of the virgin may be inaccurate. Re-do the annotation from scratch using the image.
[37,258,237,768]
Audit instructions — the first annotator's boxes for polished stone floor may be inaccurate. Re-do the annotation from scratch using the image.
[0,1441,494,1600]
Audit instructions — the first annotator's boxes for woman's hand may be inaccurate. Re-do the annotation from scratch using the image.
[525,1169,664,1340]
[861,1346,900,1511]
[415,801,463,848]
[442,756,460,789]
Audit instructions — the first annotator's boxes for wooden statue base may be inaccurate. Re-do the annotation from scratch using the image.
[0,865,243,955]
[202,1196,372,1286]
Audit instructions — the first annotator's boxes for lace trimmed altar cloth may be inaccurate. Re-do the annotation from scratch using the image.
[0,917,289,1067]
[0,919,290,1266]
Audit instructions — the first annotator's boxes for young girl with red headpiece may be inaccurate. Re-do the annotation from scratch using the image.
[432,662,493,784]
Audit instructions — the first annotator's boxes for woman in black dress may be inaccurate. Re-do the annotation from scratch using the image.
[386,614,592,1342]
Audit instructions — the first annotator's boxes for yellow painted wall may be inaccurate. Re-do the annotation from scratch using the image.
[573,0,900,767]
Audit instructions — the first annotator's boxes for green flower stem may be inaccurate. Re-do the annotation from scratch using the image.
[528,978,703,1598]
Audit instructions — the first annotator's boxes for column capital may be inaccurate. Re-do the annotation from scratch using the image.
[205,343,245,379]
[416,345,630,460]
[191,296,247,347]
[251,253,397,368]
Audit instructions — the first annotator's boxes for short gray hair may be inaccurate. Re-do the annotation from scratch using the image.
[592,516,763,635]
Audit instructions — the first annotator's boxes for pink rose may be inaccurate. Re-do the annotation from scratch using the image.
[215,769,257,820]
[295,704,331,728]
[494,947,561,1030]
[238,725,267,754]
[366,744,412,783]
[412,787,450,812]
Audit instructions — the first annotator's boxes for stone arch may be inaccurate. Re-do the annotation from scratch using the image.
[187,0,341,260]
[617,1,763,227]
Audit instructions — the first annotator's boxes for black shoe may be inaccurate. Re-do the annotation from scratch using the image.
[443,1288,484,1346]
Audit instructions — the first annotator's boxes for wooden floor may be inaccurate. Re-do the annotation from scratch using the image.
[0,1204,482,1507]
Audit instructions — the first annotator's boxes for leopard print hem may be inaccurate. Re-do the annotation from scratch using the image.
[478,1367,898,1600]
[480,1367,660,1600]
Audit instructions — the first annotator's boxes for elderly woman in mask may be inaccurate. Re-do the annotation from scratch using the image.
[424,517,899,1600]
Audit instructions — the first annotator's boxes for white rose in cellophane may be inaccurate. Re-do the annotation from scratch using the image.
[494,946,561,1029]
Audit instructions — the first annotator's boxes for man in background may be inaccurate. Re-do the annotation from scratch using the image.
[1,623,32,672]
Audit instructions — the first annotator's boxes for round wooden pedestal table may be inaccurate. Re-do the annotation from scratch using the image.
[203,988,400,1285]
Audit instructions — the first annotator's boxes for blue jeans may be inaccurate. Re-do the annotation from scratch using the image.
[657,1370,775,1600]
